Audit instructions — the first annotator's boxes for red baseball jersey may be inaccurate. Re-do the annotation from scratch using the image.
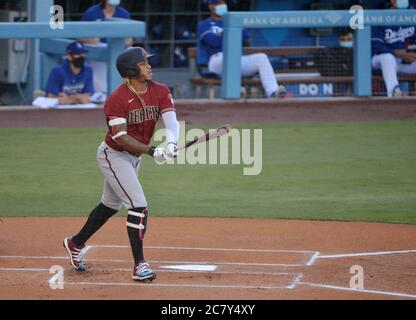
[104,80,175,152]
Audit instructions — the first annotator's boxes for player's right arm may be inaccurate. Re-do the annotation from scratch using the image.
[107,116,167,162]
[107,116,151,156]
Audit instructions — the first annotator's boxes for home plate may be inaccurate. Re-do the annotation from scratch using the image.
[160,264,217,271]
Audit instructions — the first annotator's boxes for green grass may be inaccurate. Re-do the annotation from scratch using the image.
[1,121,416,224]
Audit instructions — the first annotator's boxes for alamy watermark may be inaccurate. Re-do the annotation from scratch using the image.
[49,5,64,30]
[153,122,263,176]
[349,265,364,290]
[49,265,64,290]
[350,5,365,30]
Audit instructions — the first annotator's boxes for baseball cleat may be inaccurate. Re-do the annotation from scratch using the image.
[132,261,157,282]
[270,85,287,99]
[63,237,86,272]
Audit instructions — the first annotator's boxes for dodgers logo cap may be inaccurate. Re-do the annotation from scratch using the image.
[67,41,88,54]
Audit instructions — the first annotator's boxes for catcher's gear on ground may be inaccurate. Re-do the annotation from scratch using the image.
[116,47,155,78]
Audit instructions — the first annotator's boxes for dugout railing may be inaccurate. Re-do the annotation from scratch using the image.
[188,47,416,99]
[0,0,145,95]
[221,9,416,99]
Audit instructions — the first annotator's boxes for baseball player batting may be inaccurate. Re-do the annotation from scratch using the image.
[63,47,179,282]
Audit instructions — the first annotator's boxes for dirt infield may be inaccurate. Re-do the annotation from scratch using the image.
[1,99,416,299]
[1,97,416,128]
[0,217,415,300]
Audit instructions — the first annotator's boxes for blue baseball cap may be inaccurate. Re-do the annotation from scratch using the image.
[207,0,222,5]
[67,41,88,55]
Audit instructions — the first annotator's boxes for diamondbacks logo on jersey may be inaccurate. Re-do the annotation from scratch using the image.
[384,26,415,44]
[128,106,160,124]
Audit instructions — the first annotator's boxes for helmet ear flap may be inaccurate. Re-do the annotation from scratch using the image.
[118,63,140,78]
[124,67,141,78]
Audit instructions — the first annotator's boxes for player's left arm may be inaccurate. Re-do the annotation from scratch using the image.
[161,111,179,157]
[159,87,179,157]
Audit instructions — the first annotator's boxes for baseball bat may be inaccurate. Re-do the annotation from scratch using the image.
[177,124,232,151]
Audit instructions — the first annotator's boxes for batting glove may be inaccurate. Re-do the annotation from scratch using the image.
[149,146,169,164]
[166,142,178,158]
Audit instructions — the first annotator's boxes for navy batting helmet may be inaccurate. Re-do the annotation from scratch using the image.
[116,47,155,78]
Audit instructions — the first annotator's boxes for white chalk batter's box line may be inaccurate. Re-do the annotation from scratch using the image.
[87,244,320,267]
[1,247,416,298]
[0,266,299,277]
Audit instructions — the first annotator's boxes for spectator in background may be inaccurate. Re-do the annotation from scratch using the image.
[79,0,133,93]
[45,41,93,105]
[339,29,353,48]
[197,0,286,98]
[371,0,416,97]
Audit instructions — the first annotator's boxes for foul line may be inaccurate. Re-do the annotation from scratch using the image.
[319,249,416,259]
[301,282,416,299]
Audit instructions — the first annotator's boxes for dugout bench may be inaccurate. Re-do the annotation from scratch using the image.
[188,47,416,99]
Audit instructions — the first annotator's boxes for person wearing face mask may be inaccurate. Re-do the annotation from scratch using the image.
[339,30,354,48]
[197,0,287,98]
[79,0,133,93]
[371,0,416,97]
[45,41,94,105]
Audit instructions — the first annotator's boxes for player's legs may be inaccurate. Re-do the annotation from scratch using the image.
[71,202,119,247]
[101,179,123,211]
[241,53,279,97]
[397,60,416,75]
[372,53,399,97]
[64,162,121,271]
[208,52,280,97]
[208,52,224,75]
[97,143,155,280]
[70,154,123,248]
[97,143,147,209]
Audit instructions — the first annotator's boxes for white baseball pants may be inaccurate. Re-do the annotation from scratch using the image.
[372,53,416,96]
[208,52,279,97]
[97,141,147,211]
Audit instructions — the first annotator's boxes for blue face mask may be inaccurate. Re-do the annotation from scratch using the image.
[339,41,353,48]
[215,4,228,17]
[396,0,409,9]
[108,0,120,6]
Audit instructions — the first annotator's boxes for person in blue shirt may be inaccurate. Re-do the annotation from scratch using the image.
[371,0,416,97]
[197,0,286,98]
[79,0,133,93]
[45,41,94,105]
[80,0,132,46]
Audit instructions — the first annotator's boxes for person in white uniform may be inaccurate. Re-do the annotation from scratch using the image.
[197,0,287,98]
[371,0,416,97]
